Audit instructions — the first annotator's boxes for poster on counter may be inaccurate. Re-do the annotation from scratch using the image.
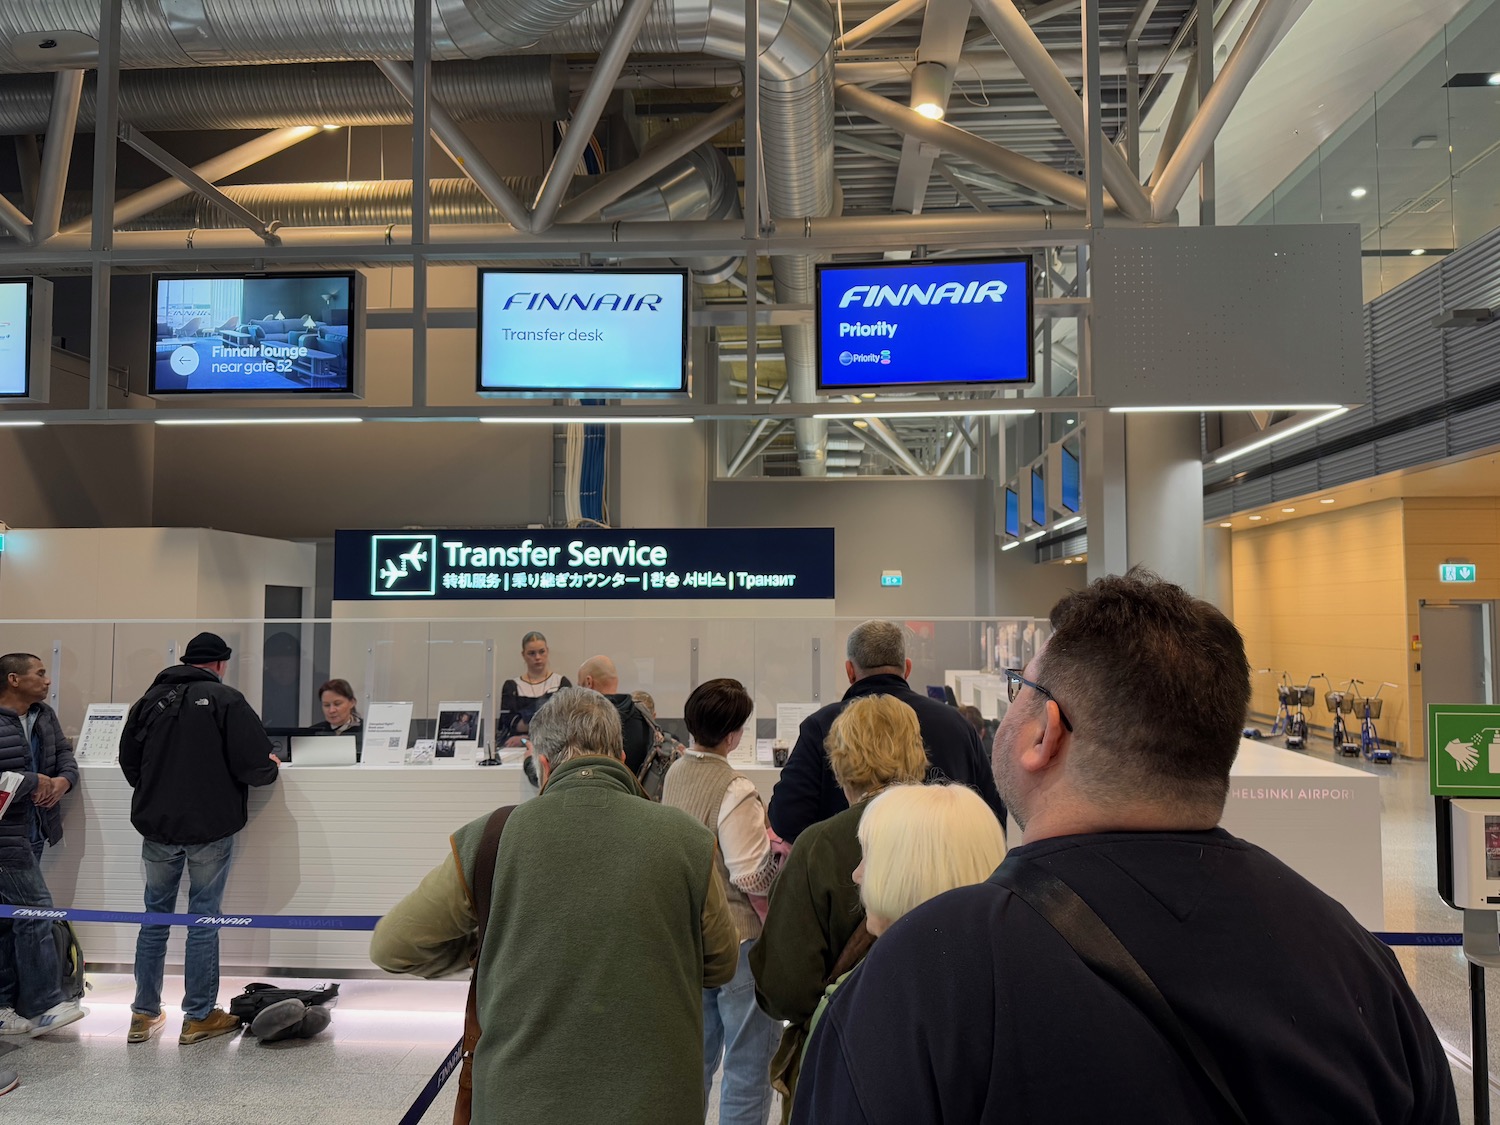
[360,702,414,767]
[76,704,130,763]
[775,703,822,744]
[726,711,757,766]
[436,701,483,765]
[406,740,436,766]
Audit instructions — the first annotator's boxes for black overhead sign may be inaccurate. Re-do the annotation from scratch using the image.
[334,528,836,601]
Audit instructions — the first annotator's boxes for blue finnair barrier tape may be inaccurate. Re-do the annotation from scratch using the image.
[1375,932,1463,947]
[398,1039,465,1125]
[0,904,380,930]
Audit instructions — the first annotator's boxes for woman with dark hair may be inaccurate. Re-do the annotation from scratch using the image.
[500,631,571,744]
[310,678,363,756]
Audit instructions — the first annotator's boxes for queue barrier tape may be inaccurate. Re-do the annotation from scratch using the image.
[0,904,380,930]
[0,903,1471,1120]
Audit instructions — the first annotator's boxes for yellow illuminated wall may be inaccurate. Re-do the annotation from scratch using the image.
[1232,499,1411,754]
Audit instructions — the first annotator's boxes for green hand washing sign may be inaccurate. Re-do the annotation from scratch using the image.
[1429,705,1500,796]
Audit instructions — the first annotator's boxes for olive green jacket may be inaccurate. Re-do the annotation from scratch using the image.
[371,755,738,1125]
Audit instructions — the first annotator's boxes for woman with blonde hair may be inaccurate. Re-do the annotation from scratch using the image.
[799,783,1007,1058]
[749,694,929,1121]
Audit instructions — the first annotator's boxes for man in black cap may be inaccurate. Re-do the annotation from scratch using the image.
[119,632,281,1046]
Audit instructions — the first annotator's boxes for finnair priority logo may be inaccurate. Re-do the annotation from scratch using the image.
[371,534,438,597]
[837,278,1009,308]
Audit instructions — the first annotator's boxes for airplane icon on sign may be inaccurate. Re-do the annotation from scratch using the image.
[380,543,429,589]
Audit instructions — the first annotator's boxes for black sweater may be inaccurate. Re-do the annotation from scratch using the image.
[795,829,1458,1124]
[767,673,1004,841]
[120,665,280,845]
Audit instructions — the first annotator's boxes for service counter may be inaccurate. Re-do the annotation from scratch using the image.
[39,741,1379,975]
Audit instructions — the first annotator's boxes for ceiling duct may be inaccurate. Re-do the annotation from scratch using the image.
[0,59,567,133]
[0,0,838,473]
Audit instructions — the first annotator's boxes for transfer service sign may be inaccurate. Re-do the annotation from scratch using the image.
[334,528,835,601]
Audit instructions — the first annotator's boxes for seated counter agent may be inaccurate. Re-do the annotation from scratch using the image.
[372,687,738,1125]
[768,620,1005,843]
[794,571,1460,1125]
[309,678,363,756]
[0,653,84,1037]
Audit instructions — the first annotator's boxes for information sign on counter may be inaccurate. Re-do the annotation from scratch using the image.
[334,528,836,601]
[360,702,414,767]
[76,704,129,763]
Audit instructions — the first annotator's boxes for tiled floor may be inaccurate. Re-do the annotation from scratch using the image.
[4,748,1495,1122]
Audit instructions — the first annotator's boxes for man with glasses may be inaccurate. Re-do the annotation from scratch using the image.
[795,570,1457,1124]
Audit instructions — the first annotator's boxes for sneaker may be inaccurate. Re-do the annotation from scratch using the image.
[0,1008,33,1036]
[179,1008,241,1045]
[0,1068,16,1096]
[28,1000,85,1037]
[128,1011,166,1044]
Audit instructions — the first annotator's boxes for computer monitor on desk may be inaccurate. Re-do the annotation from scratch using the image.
[288,735,359,767]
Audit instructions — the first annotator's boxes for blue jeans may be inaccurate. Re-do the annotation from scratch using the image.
[704,939,779,1125]
[133,836,235,1022]
[0,839,66,1018]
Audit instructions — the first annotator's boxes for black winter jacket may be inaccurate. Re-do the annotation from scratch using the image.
[0,702,77,857]
[120,665,279,845]
[607,693,655,777]
[767,673,1005,842]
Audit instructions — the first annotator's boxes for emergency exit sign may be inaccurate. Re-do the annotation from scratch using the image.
[1439,564,1478,583]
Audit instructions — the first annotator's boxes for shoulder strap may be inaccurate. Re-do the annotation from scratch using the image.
[989,862,1250,1125]
[471,805,515,952]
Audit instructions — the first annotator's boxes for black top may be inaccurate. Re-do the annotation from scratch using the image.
[794,829,1459,1125]
[499,674,572,742]
[120,665,280,845]
[607,693,655,777]
[767,673,1004,841]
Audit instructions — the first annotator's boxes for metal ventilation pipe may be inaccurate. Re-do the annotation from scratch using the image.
[0,59,567,133]
[599,143,741,284]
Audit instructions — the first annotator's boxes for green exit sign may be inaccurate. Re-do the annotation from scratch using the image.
[1439,564,1477,583]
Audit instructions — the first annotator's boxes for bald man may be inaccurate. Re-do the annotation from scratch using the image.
[577,656,656,776]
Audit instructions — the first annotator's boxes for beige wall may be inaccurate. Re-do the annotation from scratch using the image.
[1402,497,1500,754]
[1232,499,1411,753]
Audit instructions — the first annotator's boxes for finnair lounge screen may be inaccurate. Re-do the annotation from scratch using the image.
[478,269,689,394]
[0,281,30,397]
[816,258,1033,390]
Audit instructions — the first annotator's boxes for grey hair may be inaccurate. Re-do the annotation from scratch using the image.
[529,687,624,766]
[846,621,906,673]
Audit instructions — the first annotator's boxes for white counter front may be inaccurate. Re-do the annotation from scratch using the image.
[38,741,1381,974]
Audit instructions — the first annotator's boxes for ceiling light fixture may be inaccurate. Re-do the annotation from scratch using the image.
[1489,73,1500,86]
[1281,507,1296,513]
[1320,497,1336,504]
[0,420,44,427]
[1110,404,1343,414]
[1350,186,1368,199]
[910,61,951,121]
[1212,407,1349,465]
[480,416,693,425]
[1053,516,1082,530]
[1219,521,1232,528]
[1000,540,1020,552]
[1023,529,1047,542]
[814,407,1035,420]
[154,417,363,425]
[1248,515,1263,521]
[1411,248,1427,256]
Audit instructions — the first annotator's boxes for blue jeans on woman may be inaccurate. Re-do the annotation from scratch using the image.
[0,840,66,1018]
[133,836,235,1022]
[704,938,780,1125]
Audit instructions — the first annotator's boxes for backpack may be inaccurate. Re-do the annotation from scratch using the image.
[53,921,86,1002]
[228,982,340,1024]
[636,726,684,802]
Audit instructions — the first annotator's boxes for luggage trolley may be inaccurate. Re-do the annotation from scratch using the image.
[1283,675,1317,751]
[1352,681,1397,764]
[1256,669,1291,738]
[1318,676,1360,757]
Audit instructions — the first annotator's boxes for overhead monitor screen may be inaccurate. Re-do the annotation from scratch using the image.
[477,268,689,395]
[815,257,1034,391]
[0,279,33,398]
[1004,487,1019,538]
[151,272,357,394]
[1031,468,1045,527]
[1061,446,1081,513]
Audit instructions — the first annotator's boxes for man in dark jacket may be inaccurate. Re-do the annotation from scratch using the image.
[768,621,1004,842]
[794,572,1459,1124]
[119,632,280,1046]
[0,652,84,1036]
[576,655,656,776]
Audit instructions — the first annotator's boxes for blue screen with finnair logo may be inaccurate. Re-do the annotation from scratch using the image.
[816,258,1033,390]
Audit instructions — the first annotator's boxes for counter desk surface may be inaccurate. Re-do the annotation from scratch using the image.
[39,741,1381,974]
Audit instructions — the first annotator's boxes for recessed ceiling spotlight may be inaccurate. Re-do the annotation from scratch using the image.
[1350,186,1368,199]
[1281,507,1296,513]
[1064,417,1075,424]
[1248,515,1263,521]
[1488,72,1500,85]
[1320,497,1336,504]
[1219,521,1233,528]
[1411,248,1427,256]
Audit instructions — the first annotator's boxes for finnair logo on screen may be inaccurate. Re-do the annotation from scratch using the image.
[498,292,666,312]
[371,535,438,597]
[837,279,1009,308]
